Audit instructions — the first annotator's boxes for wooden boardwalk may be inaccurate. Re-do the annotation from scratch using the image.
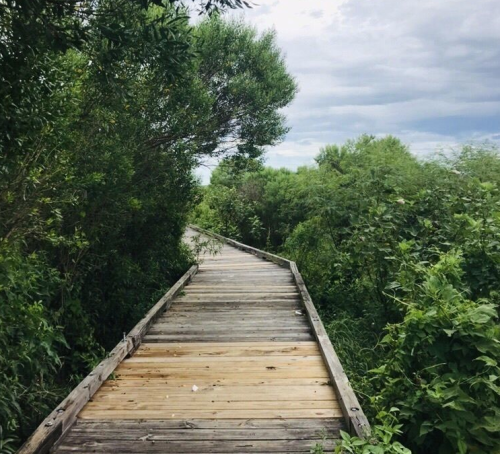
[20,227,368,454]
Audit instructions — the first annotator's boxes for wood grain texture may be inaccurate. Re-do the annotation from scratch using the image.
[56,418,344,453]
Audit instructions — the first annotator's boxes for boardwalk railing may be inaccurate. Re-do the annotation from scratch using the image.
[188,225,370,437]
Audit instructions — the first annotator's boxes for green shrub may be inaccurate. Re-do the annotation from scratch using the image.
[193,137,500,453]
[373,250,500,453]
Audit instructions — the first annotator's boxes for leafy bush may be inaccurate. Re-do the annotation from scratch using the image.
[373,250,500,453]
[192,136,500,453]
[0,247,67,449]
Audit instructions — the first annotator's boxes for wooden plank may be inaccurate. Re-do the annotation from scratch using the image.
[143,335,315,342]
[125,354,321,363]
[57,439,337,453]
[84,401,339,411]
[139,341,319,347]
[78,408,343,420]
[116,358,325,369]
[71,418,345,430]
[200,263,278,269]
[168,301,301,308]
[113,367,329,378]
[196,270,291,276]
[92,385,336,399]
[150,322,309,329]
[157,317,305,322]
[290,262,370,438]
[147,328,312,335]
[191,276,294,281]
[102,377,332,386]
[157,312,307,318]
[66,428,335,440]
[178,293,300,299]
[174,298,300,307]
[185,286,298,291]
[18,265,199,454]
[133,344,319,357]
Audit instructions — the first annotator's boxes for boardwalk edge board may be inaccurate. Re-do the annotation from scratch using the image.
[189,224,371,438]
[17,264,199,454]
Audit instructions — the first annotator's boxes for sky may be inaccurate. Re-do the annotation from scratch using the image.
[197,0,500,183]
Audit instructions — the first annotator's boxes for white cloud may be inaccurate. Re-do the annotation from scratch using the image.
[195,0,500,182]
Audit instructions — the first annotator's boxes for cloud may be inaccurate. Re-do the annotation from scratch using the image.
[193,0,500,183]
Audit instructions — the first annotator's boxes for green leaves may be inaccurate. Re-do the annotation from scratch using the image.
[334,409,412,454]
[469,305,497,324]
[193,138,500,454]
[373,251,500,453]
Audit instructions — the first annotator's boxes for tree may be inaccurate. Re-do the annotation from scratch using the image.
[0,5,295,450]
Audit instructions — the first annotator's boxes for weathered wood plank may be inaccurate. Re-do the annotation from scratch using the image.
[134,343,320,357]
[104,377,332,386]
[143,334,315,342]
[92,385,336,399]
[72,418,345,430]
[290,262,370,438]
[78,408,343,420]
[66,428,334,440]
[57,440,337,453]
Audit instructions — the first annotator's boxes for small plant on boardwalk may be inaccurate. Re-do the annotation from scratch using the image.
[189,233,223,263]
[310,409,411,454]
[334,409,411,454]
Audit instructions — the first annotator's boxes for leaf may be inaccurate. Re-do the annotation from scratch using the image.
[469,305,496,324]
[474,356,497,367]
[419,420,433,437]
[340,430,351,442]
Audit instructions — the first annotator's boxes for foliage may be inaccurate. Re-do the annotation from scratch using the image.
[334,409,411,454]
[309,409,410,454]
[373,250,500,454]
[0,247,67,452]
[192,136,500,453]
[0,2,295,450]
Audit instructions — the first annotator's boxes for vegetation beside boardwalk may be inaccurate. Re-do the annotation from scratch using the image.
[0,1,295,450]
[2,0,499,452]
[191,136,500,454]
